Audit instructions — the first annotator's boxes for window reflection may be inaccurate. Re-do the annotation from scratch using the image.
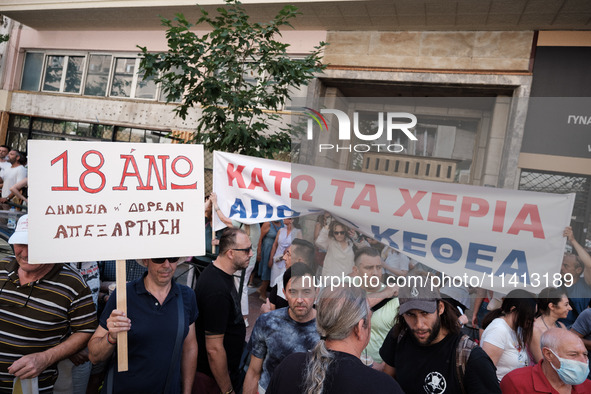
[84,55,112,96]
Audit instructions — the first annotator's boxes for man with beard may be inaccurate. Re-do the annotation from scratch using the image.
[194,228,252,394]
[267,238,315,311]
[243,263,319,394]
[0,149,26,205]
[380,276,500,394]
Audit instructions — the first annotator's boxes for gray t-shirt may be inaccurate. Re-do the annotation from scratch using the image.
[249,307,319,390]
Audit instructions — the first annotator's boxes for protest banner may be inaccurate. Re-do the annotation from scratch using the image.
[213,151,575,293]
[28,140,205,371]
[212,151,292,231]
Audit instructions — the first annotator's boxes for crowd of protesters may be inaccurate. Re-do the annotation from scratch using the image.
[1,187,591,394]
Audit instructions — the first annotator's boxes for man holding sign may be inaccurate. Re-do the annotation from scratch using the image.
[0,215,98,392]
[88,257,198,394]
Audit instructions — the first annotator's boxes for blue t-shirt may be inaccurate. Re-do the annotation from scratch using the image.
[249,307,319,390]
[100,275,198,394]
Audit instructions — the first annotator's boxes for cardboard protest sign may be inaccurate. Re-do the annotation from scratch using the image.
[28,140,205,263]
[213,151,575,292]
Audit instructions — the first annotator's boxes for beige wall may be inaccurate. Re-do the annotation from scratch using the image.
[324,31,534,71]
[17,26,325,54]
[537,31,591,47]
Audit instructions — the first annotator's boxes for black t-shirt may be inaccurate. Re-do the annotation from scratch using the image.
[268,285,288,309]
[195,263,246,386]
[267,350,403,394]
[380,330,500,394]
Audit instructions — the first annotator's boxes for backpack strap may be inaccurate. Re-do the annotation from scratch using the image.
[164,287,185,394]
[455,334,478,394]
[371,297,392,312]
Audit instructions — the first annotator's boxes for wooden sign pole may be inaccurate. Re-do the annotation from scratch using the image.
[115,260,128,372]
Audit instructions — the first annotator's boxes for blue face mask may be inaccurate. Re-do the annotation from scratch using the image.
[550,349,589,386]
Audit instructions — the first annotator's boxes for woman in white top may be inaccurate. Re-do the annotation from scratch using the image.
[481,289,537,382]
[529,286,571,363]
[268,217,301,287]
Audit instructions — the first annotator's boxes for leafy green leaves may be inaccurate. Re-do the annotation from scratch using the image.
[138,0,326,158]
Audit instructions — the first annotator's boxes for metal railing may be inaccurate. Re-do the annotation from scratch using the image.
[362,152,459,183]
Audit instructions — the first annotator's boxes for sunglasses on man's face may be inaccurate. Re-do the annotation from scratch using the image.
[151,257,181,264]
[232,246,252,254]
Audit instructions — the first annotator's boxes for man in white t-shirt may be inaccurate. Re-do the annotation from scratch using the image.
[382,247,410,278]
[0,145,10,165]
[0,149,26,202]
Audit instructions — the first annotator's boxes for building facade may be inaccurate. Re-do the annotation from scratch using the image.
[0,0,590,242]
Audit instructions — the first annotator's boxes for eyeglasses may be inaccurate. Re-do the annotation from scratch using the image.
[151,257,181,264]
[0,280,35,308]
[333,231,346,235]
[232,246,252,254]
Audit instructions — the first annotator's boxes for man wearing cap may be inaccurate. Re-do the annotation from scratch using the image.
[0,215,98,392]
[88,255,198,394]
[380,275,500,394]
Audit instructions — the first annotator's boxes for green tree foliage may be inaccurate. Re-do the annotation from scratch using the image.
[0,16,9,44]
[138,0,326,158]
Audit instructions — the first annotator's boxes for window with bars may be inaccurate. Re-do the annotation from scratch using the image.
[519,169,591,245]
[6,115,181,150]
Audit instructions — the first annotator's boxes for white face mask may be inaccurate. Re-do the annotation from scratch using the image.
[549,349,589,386]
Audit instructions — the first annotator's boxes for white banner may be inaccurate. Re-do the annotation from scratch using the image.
[28,141,205,263]
[213,151,575,292]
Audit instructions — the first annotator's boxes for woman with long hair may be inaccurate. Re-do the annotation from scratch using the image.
[481,289,537,382]
[529,286,571,363]
[266,286,403,394]
[268,218,301,289]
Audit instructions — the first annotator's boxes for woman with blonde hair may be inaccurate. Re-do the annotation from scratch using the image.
[315,220,357,278]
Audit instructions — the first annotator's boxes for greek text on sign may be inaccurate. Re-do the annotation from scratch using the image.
[213,151,574,292]
[28,141,205,263]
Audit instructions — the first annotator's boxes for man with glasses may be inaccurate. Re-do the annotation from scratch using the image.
[88,256,198,394]
[194,227,252,394]
[0,215,98,392]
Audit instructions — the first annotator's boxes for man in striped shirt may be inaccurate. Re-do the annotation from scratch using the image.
[0,215,98,393]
